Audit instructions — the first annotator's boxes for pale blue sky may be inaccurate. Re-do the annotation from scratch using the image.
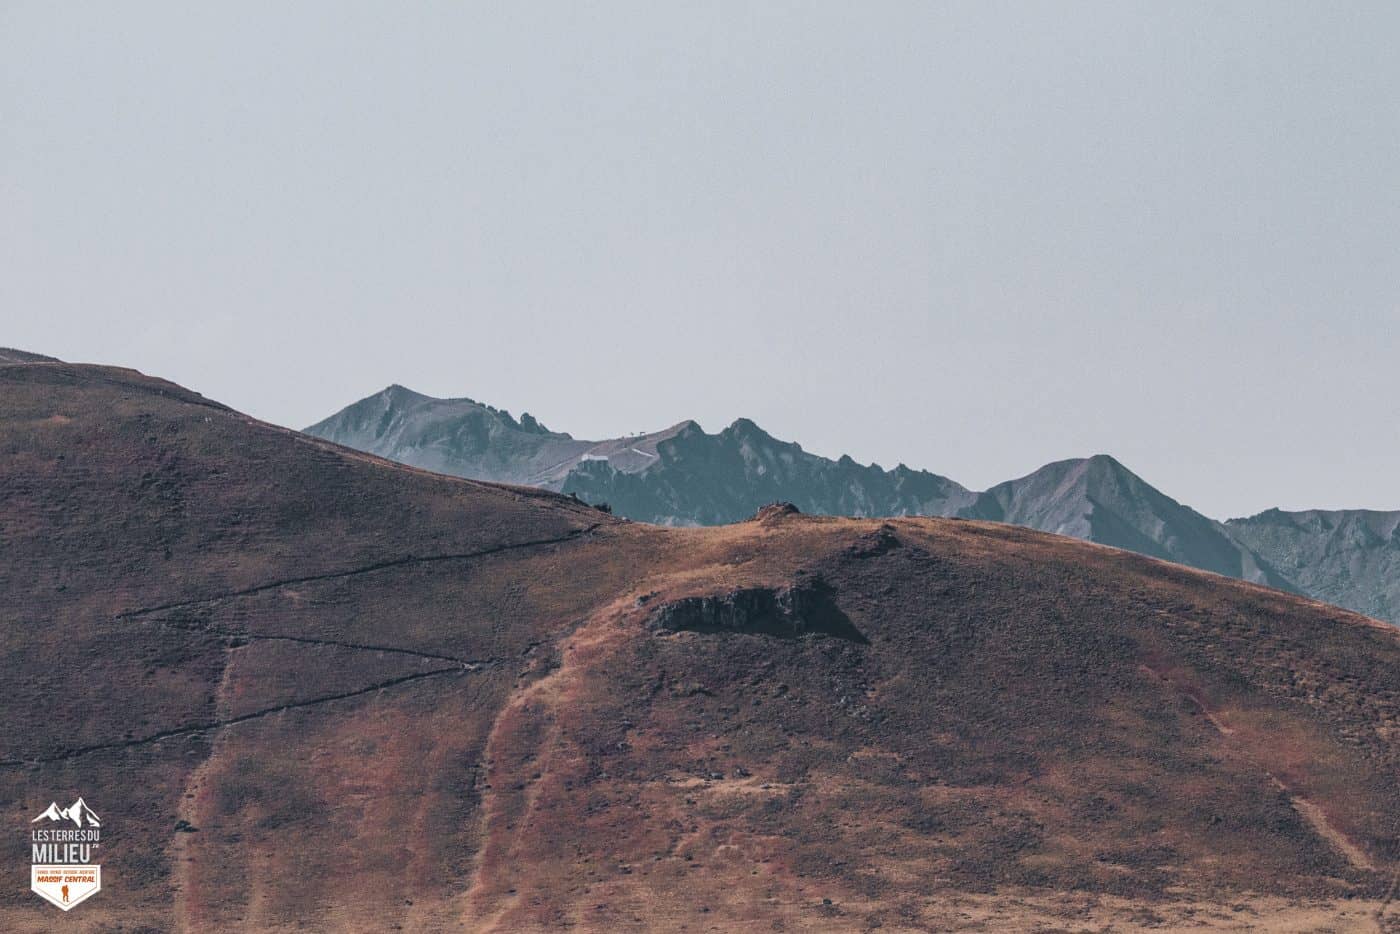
[3,2,1397,517]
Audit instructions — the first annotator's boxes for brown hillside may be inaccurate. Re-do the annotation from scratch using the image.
[1,359,1398,932]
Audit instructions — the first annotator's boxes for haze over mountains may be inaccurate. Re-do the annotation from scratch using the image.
[308,385,1400,625]
[4,352,1399,930]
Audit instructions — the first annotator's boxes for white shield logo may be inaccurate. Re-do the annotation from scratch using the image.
[29,797,102,911]
[31,864,101,911]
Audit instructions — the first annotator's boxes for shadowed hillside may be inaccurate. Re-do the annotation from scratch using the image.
[3,357,1399,931]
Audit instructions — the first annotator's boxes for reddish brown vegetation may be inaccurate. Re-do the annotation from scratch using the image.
[1,361,1398,931]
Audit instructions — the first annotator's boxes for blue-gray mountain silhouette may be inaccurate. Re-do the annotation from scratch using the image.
[306,386,1396,624]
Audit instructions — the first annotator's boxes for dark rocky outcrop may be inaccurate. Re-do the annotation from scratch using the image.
[845,522,903,559]
[751,502,801,522]
[648,579,868,644]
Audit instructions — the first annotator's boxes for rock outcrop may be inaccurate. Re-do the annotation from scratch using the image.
[648,579,868,644]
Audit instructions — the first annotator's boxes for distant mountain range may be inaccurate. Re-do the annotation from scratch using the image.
[306,385,1400,625]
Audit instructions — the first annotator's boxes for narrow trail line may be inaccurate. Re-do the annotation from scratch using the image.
[170,635,238,929]
[145,617,484,667]
[115,523,602,621]
[0,665,489,769]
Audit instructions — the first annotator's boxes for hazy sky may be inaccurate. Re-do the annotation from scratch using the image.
[3,3,1397,518]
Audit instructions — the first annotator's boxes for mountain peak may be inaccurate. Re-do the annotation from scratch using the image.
[1079,453,1150,487]
[518,412,551,435]
[379,383,433,405]
[724,417,771,439]
[1085,452,1127,469]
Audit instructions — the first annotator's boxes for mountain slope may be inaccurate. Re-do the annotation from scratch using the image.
[2,355,1399,930]
[561,417,976,525]
[309,388,1359,616]
[307,388,976,524]
[1226,508,1400,624]
[0,347,58,364]
[303,384,595,485]
[959,455,1293,590]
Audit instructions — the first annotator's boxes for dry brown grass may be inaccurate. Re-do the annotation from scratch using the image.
[1,361,1397,932]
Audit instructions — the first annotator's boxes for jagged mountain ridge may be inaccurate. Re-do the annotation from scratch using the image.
[305,386,977,523]
[560,417,977,526]
[307,384,1396,623]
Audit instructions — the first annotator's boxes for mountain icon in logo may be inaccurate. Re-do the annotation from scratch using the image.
[31,797,101,829]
